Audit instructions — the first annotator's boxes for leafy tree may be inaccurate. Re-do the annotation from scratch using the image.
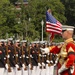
[61,0,75,26]
[27,0,66,40]
[0,0,66,41]
[0,0,17,38]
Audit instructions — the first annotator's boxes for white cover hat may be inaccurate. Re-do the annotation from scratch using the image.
[62,25,74,31]
[15,39,20,42]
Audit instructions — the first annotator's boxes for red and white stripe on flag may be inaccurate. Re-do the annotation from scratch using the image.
[46,21,62,34]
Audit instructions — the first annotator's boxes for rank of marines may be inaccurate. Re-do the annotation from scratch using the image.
[0,38,56,75]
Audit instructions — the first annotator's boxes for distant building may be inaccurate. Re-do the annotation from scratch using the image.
[23,0,28,2]
[15,0,28,10]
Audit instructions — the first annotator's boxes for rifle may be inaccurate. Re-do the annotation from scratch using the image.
[41,54,46,69]
[28,46,33,70]
[46,53,51,66]
[14,45,21,70]
[49,53,54,65]
[5,44,11,72]
[38,49,42,69]
[21,44,27,70]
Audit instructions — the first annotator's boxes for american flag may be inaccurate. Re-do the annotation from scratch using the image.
[46,11,62,34]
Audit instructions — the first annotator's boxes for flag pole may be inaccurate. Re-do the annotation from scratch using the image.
[41,20,44,41]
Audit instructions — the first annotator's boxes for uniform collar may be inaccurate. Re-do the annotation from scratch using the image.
[65,38,73,43]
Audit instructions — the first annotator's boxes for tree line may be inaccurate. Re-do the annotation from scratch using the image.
[0,0,75,42]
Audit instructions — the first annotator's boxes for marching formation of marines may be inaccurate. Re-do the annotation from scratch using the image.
[0,38,58,75]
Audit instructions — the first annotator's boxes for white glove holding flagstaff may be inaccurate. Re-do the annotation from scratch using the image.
[40,47,50,54]
[5,64,8,69]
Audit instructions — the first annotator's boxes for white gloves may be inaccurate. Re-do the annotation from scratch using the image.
[5,64,8,69]
[22,64,25,68]
[40,48,50,54]
[58,63,67,75]
[38,63,41,66]
[15,64,19,68]
[29,64,32,68]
